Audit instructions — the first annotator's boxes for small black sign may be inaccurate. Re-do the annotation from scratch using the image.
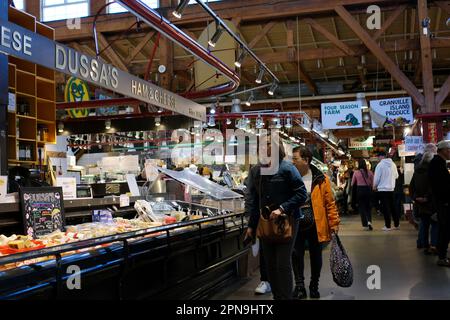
[20,187,65,239]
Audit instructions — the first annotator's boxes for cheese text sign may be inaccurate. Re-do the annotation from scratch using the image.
[321,101,363,129]
[0,19,206,121]
[369,97,413,128]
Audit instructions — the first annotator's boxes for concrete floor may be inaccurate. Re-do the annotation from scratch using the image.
[212,214,450,300]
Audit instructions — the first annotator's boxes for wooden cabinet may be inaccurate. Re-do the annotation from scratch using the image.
[7,7,56,167]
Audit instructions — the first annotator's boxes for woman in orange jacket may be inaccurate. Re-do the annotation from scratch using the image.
[291,146,340,299]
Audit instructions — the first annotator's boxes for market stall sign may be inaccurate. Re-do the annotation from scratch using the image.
[405,136,424,154]
[0,19,206,121]
[349,136,374,150]
[64,77,90,118]
[369,97,413,128]
[20,187,65,239]
[321,101,363,129]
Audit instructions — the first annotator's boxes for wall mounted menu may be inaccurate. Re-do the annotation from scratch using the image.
[20,187,65,239]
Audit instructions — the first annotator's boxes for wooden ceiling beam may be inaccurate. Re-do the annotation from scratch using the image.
[303,18,355,56]
[434,1,450,15]
[373,5,407,40]
[335,5,425,106]
[435,76,450,108]
[248,21,277,49]
[418,0,436,112]
[97,33,128,71]
[49,0,406,42]
[125,31,155,65]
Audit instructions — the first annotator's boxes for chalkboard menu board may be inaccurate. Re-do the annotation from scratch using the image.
[20,187,65,239]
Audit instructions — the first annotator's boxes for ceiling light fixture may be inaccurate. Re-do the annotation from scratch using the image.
[58,122,64,133]
[234,49,246,68]
[208,23,224,48]
[255,66,265,84]
[209,103,216,114]
[256,116,264,129]
[231,98,242,113]
[284,117,292,129]
[172,0,189,19]
[268,81,278,96]
[208,115,216,127]
[226,118,232,125]
[245,93,254,107]
[105,120,111,130]
[155,117,161,127]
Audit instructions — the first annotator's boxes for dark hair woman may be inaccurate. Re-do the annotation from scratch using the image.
[351,159,374,230]
[244,137,307,300]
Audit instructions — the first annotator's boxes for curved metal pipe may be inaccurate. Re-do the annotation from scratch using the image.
[117,0,240,99]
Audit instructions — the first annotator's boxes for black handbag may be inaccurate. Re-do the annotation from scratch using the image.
[299,196,315,231]
[330,233,353,288]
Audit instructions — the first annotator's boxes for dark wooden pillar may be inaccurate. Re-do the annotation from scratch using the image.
[159,0,174,90]
[0,0,8,174]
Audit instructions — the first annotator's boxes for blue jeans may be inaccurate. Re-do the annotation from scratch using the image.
[417,215,438,248]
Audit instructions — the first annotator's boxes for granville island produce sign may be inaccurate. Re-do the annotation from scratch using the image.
[369,97,413,128]
[0,19,206,121]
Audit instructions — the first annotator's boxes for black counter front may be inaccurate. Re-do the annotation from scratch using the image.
[0,210,248,300]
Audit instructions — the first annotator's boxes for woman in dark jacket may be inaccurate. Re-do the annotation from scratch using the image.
[410,151,438,255]
[245,139,307,300]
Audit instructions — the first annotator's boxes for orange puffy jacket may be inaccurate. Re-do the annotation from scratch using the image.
[308,165,340,243]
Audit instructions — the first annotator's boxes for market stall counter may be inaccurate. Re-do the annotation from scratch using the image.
[0,171,247,300]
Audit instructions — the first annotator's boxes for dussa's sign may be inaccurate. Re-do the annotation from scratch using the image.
[0,20,206,121]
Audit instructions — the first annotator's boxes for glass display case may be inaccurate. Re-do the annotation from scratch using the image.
[148,167,245,214]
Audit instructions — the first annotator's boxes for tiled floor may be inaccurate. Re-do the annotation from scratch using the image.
[212,214,450,300]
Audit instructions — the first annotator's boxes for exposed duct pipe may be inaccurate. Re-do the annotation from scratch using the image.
[116,0,240,99]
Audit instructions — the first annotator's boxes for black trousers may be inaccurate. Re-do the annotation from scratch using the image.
[292,223,323,288]
[259,240,268,282]
[261,220,299,300]
[357,186,372,227]
[436,203,450,260]
[378,191,399,228]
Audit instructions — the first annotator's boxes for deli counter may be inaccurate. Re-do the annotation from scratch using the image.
[0,169,247,300]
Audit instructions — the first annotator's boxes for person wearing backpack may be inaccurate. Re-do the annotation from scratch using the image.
[352,159,374,231]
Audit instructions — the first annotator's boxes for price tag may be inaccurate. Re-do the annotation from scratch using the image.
[120,194,130,208]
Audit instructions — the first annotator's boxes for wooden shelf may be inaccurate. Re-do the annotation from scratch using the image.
[37,119,54,125]
[17,138,36,142]
[17,115,36,120]
[36,76,55,84]
[7,7,56,168]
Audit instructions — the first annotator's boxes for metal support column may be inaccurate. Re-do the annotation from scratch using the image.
[0,0,9,175]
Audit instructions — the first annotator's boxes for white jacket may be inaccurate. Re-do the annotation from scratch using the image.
[373,158,399,192]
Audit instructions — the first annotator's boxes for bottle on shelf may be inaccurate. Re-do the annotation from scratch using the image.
[25,145,31,161]
[16,118,20,138]
[16,141,20,161]
[19,144,25,161]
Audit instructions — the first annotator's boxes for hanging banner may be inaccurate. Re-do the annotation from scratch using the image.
[0,19,206,121]
[321,101,363,129]
[405,136,424,154]
[349,136,374,150]
[369,97,413,128]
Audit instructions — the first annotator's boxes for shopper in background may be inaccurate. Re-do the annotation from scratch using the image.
[352,159,374,230]
[373,150,399,231]
[428,140,450,267]
[410,150,438,255]
[394,166,405,221]
[291,147,340,299]
[245,140,307,299]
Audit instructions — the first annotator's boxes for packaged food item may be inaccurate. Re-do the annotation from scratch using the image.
[8,240,25,250]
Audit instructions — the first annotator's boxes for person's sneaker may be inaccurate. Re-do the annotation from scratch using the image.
[293,285,307,300]
[254,281,271,295]
[363,226,370,231]
[381,226,392,231]
[393,226,400,230]
[368,223,373,231]
[437,259,450,267]
[309,285,320,299]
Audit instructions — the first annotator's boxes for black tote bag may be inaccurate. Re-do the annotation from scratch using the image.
[330,233,353,288]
